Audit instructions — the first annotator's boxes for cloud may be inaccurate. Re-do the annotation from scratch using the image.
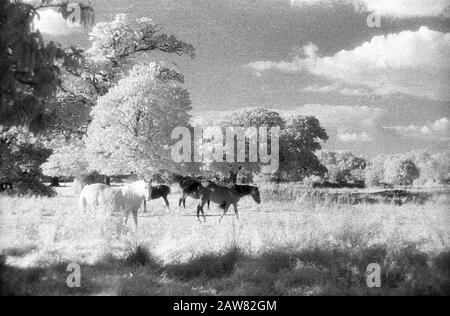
[245,27,450,100]
[289,0,450,18]
[302,82,372,96]
[245,43,318,75]
[338,131,373,142]
[386,118,450,140]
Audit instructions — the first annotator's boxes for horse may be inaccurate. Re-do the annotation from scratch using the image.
[142,184,171,213]
[196,182,261,222]
[177,177,210,210]
[79,180,152,229]
[0,182,13,193]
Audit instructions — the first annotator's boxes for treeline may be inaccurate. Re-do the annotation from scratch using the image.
[314,150,450,188]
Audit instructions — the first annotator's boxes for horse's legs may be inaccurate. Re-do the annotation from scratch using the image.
[233,202,239,219]
[79,196,87,213]
[207,200,210,210]
[196,204,202,222]
[197,199,207,222]
[219,203,231,223]
[163,195,170,213]
[132,209,138,231]
[142,199,147,213]
[123,208,130,228]
[179,193,187,208]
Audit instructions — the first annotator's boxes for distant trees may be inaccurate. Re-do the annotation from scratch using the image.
[197,108,328,183]
[361,150,450,188]
[319,151,367,186]
[365,154,420,187]
[200,108,285,183]
[85,63,192,178]
[384,158,420,186]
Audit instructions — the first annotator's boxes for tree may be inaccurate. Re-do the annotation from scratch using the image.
[41,138,89,179]
[365,155,387,187]
[0,0,94,131]
[200,108,285,183]
[0,126,54,196]
[41,13,196,188]
[85,62,192,178]
[197,109,328,183]
[319,150,367,185]
[279,116,328,182]
[77,14,195,97]
[384,157,420,186]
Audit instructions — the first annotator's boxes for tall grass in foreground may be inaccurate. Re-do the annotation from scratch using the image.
[0,185,449,295]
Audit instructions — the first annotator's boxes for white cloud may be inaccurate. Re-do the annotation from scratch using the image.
[386,118,450,139]
[289,0,450,18]
[338,131,373,142]
[302,82,372,96]
[245,27,450,100]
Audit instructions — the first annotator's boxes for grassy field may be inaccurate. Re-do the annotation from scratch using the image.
[1,184,450,296]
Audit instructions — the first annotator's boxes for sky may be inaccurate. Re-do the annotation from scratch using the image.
[35,0,450,157]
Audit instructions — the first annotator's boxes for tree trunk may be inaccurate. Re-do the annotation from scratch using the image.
[103,176,111,186]
[50,177,60,187]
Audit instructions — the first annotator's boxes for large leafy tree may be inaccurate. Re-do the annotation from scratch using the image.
[43,13,196,184]
[199,108,285,183]
[0,0,93,195]
[198,108,328,183]
[85,62,192,178]
[279,116,328,182]
[71,14,195,98]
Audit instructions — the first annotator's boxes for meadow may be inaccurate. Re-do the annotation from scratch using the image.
[1,184,450,296]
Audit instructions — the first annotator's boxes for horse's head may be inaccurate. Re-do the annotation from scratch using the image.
[251,186,261,204]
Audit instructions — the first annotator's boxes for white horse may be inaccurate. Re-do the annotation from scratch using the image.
[79,180,152,229]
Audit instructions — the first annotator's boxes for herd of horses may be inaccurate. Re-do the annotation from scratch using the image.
[79,175,261,228]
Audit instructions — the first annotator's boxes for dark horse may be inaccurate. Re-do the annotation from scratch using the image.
[196,183,261,222]
[142,184,171,213]
[177,177,210,209]
[0,182,13,192]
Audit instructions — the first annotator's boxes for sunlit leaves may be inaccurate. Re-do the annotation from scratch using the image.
[85,62,192,177]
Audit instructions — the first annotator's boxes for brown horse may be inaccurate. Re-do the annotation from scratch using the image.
[142,184,171,213]
[178,178,210,210]
[0,182,13,192]
[196,182,261,222]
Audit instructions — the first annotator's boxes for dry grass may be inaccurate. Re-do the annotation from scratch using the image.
[1,184,449,296]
